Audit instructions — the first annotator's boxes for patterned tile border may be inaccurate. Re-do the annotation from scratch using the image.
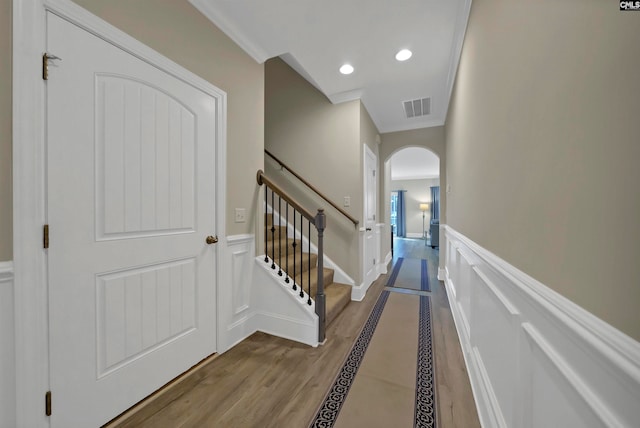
[309,291,391,428]
[415,295,437,427]
[421,259,430,292]
[386,257,404,286]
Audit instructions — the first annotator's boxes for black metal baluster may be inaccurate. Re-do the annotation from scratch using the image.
[285,202,290,284]
[264,186,269,264]
[300,213,305,299]
[271,189,276,270]
[292,211,297,291]
[307,220,312,305]
[278,196,283,276]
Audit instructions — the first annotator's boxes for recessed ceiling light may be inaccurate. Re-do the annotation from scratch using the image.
[395,49,412,61]
[339,64,354,75]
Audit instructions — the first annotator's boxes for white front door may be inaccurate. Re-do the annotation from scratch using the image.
[47,13,218,427]
[363,145,378,287]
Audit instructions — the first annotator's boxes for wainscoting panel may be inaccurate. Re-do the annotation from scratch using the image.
[444,226,640,428]
[219,234,255,353]
[0,262,15,428]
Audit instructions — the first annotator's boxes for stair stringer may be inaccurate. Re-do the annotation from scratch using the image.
[252,257,319,347]
[266,205,355,287]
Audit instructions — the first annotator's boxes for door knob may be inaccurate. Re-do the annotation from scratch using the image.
[206,235,218,245]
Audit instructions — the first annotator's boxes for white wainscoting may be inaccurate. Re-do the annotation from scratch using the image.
[218,234,255,352]
[375,223,389,277]
[0,261,15,428]
[444,226,640,428]
[252,258,319,347]
[220,234,319,350]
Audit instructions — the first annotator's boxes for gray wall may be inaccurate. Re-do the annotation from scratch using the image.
[1,0,264,264]
[265,58,380,284]
[446,0,640,340]
[0,0,11,261]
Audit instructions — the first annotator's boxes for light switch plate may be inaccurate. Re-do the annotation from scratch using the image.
[235,208,246,223]
[344,196,351,207]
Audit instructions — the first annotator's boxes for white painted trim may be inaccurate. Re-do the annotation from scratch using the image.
[252,311,318,348]
[226,234,255,244]
[442,0,472,122]
[13,1,227,426]
[443,225,640,428]
[446,226,640,369]
[406,232,424,239]
[375,223,387,275]
[13,1,50,426]
[252,258,319,347]
[351,280,373,302]
[0,261,13,280]
[219,235,255,353]
[188,0,269,63]
[0,262,15,428]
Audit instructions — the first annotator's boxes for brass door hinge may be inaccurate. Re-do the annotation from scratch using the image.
[42,53,62,80]
[45,391,52,416]
[43,224,49,249]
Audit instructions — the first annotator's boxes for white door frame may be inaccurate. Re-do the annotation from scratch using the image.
[361,144,378,290]
[12,1,227,426]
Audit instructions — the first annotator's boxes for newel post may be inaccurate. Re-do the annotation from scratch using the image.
[315,209,326,343]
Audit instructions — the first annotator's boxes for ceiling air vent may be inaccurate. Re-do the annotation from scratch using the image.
[403,97,431,118]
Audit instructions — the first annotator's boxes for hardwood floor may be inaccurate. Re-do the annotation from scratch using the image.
[106,237,479,427]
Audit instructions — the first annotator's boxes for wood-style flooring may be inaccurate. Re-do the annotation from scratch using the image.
[106,237,479,427]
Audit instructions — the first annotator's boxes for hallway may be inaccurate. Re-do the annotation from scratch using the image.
[106,238,479,427]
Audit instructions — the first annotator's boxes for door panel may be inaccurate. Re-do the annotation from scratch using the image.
[47,13,217,427]
[363,146,378,286]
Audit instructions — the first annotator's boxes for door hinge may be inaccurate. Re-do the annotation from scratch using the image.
[373,258,376,266]
[45,391,52,416]
[373,214,376,221]
[42,53,62,80]
[373,170,376,177]
[43,224,49,249]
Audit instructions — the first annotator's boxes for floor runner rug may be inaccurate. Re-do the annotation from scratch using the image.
[310,257,436,427]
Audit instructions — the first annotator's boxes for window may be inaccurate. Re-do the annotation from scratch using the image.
[390,192,398,235]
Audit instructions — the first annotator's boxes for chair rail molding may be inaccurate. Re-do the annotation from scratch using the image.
[443,225,640,428]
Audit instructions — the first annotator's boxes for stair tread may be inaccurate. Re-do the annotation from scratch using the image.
[325,282,352,325]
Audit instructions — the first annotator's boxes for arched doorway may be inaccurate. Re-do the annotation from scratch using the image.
[382,147,440,258]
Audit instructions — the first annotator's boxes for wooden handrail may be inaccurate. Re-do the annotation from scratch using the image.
[265,150,359,226]
[257,170,316,225]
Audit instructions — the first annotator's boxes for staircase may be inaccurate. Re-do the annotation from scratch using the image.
[265,213,352,327]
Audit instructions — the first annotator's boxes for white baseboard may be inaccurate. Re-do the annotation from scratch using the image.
[252,311,318,347]
[406,232,424,238]
[0,262,15,428]
[377,251,392,276]
[443,226,640,428]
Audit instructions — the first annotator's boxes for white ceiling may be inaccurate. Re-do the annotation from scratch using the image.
[190,0,471,133]
[391,147,439,180]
